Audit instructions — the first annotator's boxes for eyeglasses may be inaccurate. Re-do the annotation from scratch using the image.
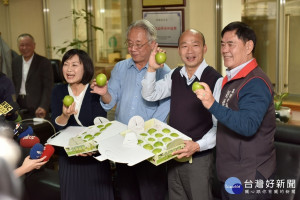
[125,40,150,49]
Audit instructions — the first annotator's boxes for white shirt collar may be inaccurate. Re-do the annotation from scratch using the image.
[226,59,253,81]
[22,54,34,64]
[179,59,208,85]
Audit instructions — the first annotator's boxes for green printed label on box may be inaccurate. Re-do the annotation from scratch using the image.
[64,140,98,156]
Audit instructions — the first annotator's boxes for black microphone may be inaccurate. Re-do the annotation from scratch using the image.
[7,101,19,121]
[1,101,20,121]
[13,124,34,140]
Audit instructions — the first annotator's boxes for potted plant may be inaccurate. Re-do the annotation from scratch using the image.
[274,92,291,123]
[53,9,103,56]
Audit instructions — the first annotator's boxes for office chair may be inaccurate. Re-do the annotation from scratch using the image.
[50,59,63,84]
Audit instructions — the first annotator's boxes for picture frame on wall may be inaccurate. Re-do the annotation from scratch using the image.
[142,0,185,8]
[143,9,184,47]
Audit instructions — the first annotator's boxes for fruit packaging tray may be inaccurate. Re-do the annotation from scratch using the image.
[130,118,191,165]
[48,116,191,166]
[64,120,126,157]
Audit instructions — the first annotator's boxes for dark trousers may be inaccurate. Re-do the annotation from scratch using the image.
[115,161,168,200]
[167,152,214,200]
[221,171,274,200]
[17,95,35,119]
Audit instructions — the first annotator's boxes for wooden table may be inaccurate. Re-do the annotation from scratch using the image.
[282,102,300,126]
[288,110,300,126]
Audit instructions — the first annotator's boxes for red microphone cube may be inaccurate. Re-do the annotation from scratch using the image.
[20,135,40,148]
[41,144,55,161]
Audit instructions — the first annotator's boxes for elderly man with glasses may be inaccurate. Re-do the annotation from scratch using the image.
[91,19,171,200]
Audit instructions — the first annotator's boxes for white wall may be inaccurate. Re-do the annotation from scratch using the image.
[48,0,73,59]
[0,0,46,56]
[0,0,236,69]
[131,0,217,69]
[221,0,242,75]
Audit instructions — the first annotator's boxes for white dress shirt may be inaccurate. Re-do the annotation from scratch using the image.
[19,55,34,95]
[55,84,89,127]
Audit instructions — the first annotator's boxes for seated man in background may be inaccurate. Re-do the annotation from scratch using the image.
[12,33,53,119]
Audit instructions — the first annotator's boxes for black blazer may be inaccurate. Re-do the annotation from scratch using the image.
[50,84,107,131]
[12,53,53,112]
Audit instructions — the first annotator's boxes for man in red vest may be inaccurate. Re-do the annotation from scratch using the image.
[196,21,276,200]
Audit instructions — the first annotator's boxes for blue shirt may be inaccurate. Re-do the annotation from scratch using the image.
[100,58,171,124]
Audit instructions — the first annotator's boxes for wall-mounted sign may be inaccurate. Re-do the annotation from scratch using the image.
[143,9,184,47]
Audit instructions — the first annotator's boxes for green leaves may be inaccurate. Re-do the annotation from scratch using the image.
[274,92,289,110]
[52,9,104,56]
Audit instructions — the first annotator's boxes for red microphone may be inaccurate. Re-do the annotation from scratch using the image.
[20,135,40,148]
[40,144,55,161]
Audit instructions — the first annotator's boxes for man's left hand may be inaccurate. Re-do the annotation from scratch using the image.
[172,140,200,159]
[148,43,165,72]
[35,107,46,118]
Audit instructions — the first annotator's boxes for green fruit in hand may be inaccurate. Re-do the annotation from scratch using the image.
[192,81,204,92]
[63,95,74,107]
[170,133,179,137]
[155,133,163,138]
[162,128,170,133]
[152,148,162,154]
[155,52,167,64]
[148,128,157,134]
[154,141,163,147]
[143,144,153,150]
[96,73,107,86]
[162,137,172,143]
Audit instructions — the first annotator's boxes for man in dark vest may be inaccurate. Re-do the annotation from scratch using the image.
[196,21,276,200]
[142,29,222,200]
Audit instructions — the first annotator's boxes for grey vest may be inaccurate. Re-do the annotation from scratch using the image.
[217,66,276,183]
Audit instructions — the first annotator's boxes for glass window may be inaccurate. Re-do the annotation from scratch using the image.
[48,0,131,65]
[242,0,300,100]
[93,0,131,64]
[242,0,277,87]
[285,0,300,95]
